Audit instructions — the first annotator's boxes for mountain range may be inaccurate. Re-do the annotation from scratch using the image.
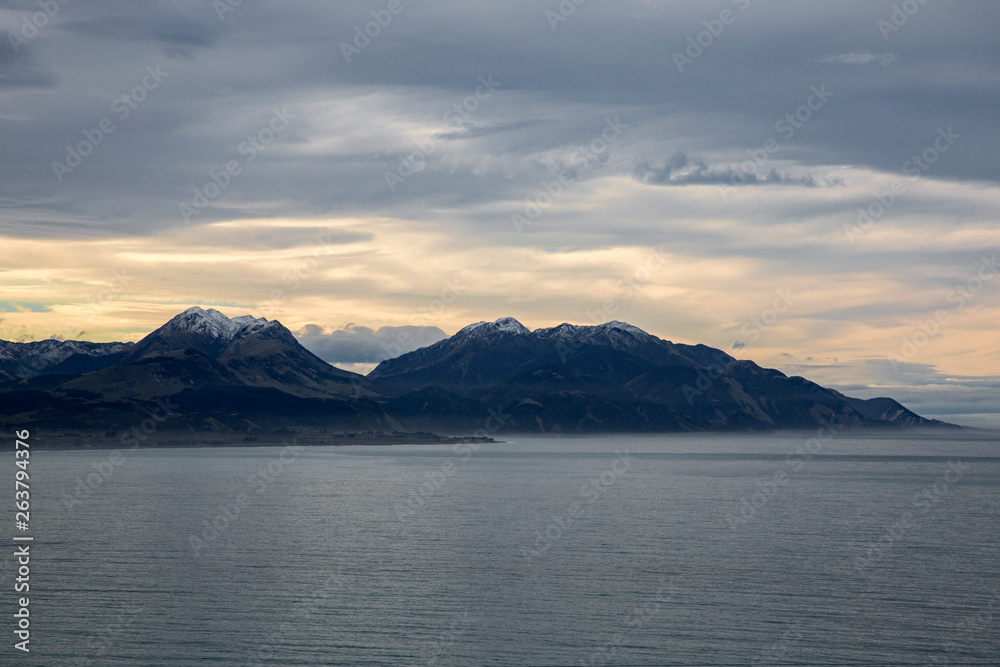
[0,307,955,439]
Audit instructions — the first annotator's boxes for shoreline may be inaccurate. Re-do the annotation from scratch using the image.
[5,431,498,452]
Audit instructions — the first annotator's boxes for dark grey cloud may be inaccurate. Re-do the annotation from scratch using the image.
[1,0,997,422]
[1,0,998,239]
[295,324,446,365]
[817,51,898,67]
[632,153,825,188]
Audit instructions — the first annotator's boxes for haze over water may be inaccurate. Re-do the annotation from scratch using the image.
[12,432,999,665]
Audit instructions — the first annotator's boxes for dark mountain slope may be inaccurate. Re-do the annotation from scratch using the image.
[366,317,953,433]
[0,311,956,437]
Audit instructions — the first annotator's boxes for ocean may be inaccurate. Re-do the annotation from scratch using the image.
[9,432,1000,665]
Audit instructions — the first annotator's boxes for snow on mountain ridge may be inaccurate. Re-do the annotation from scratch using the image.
[455,318,654,342]
[454,317,530,337]
[455,321,489,336]
[596,321,650,337]
[164,307,271,341]
[0,338,132,363]
[493,317,530,334]
[534,320,654,343]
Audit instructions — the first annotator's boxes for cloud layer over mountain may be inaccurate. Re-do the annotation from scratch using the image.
[1,0,997,426]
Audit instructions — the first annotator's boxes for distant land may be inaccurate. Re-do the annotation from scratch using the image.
[0,307,957,448]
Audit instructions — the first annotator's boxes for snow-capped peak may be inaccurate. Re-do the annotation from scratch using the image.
[492,317,530,334]
[534,321,653,342]
[455,317,530,338]
[533,323,582,340]
[164,307,270,341]
[596,321,651,338]
[455,320,489,336]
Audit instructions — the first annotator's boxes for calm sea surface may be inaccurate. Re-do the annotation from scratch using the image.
[7,432,1000,665]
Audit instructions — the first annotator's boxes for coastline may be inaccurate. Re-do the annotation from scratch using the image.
[5,430,498,452]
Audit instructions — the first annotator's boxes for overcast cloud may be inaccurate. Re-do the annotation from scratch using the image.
[0,0,997,426]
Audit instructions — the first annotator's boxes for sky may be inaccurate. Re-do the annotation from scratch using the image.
[0,0,997,427]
